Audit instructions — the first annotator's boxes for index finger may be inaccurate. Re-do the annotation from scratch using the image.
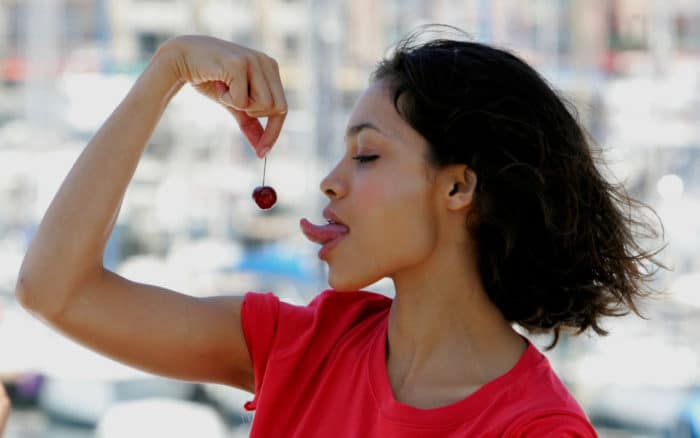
[255,55,287,154]
[258,112,286,153]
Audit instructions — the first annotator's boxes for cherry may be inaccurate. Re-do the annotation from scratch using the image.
[252,154,276,209]
[253,185,277,209]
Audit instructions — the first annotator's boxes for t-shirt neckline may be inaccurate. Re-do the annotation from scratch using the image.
[367,315,541,427]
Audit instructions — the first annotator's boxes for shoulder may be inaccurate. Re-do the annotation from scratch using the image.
[509,343,587,411]
[307,288,393,315]
[287,289,392,335]
[243,288,392,354]
[499,342,597,437]
[504,410,598,437]
[244,288,392,322]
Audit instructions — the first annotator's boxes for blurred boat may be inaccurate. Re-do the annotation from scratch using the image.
[587,384,696,434]
[39,376,196,425]
[96,397,226,438]
[672,393,700,437]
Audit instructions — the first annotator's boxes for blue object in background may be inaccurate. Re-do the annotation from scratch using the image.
[103,224,124,272]
[675,395,700,438]
[230,243,318,283]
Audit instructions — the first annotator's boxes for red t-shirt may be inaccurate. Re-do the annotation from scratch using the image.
[241,289,598,437]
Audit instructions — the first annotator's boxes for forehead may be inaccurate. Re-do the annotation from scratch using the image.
[346,81,406,140]
[346,81,437,180]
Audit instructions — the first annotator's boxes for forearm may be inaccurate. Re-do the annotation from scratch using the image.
[16,46,184,316]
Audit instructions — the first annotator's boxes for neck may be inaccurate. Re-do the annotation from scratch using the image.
[386,242,526,394]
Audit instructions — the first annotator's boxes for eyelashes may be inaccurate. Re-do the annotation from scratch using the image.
[351,155,379,164]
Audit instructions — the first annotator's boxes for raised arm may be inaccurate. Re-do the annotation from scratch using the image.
[14,35,287,390]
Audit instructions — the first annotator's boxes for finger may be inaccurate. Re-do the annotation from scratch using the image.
[258,113,286,152]
[244,108,278,118]
[245,55,273,113]
[255,56,287,150]
[260,55,288,116]
[221,63,248,110]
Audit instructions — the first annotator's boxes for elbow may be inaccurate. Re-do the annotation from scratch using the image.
[14,262,104,320]
[14,273,66,321]
[14,274,36,310]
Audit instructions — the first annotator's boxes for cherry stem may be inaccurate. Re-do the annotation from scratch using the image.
[262,156,267,186]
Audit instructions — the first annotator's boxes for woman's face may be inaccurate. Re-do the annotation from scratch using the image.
[318,81,443,292]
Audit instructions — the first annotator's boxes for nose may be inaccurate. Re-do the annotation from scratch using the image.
[319,166,345,200]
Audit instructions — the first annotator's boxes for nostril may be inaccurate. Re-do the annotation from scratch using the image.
[321,176,343,198]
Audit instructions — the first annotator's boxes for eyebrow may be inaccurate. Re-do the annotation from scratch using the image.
[344,122,382,142]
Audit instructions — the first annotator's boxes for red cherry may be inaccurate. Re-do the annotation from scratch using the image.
[252,185,277,209]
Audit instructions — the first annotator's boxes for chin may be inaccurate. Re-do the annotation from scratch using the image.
[328,268,380,292]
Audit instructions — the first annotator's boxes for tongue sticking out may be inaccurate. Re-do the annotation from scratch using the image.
[300,218,350,244]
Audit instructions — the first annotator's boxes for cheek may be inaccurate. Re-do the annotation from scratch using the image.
[358,177,436,261]
[327,177,436,291]
[347,177,390,227]
[353,170,420,209]
[383,204,435,263]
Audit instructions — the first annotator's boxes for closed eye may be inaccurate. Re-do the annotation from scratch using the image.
[351,155,379,164]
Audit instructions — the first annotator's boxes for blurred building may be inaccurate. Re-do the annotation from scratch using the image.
[0,0,698,276]
[2,0,699,139]
[0,0,698,264]
[1,1,700,435]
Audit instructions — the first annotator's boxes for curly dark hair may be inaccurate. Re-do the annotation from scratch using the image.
[371,25,668,349]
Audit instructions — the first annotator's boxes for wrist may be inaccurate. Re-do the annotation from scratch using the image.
[139,41,186,104]
[149,38,186,84]
[153,36,193,86]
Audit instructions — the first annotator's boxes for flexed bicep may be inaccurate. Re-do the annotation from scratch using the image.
[44,269,254,392]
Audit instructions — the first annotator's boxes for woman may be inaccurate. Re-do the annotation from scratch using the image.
[16,26,664,436]
[0,383,9,436]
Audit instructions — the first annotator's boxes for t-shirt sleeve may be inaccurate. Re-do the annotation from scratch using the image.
[239,289,389,413]
[240,291,280,411]
[240,290,328,411]
[508,411,598,438]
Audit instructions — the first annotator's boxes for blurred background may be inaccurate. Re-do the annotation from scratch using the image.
[0,0,699,436]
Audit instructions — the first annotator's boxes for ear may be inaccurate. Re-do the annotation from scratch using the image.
[445,165,477,212]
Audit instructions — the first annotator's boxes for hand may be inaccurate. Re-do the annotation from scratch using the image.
[158,35,288,158]
[0,383,9,436]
